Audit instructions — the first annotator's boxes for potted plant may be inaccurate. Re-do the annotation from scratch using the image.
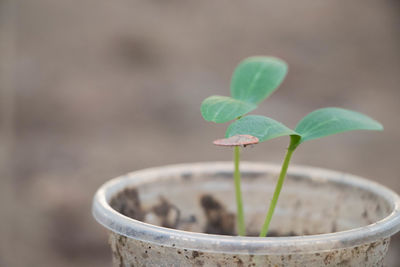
[92,57,400,266]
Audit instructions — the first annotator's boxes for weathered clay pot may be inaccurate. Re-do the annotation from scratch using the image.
[92,162,400,266]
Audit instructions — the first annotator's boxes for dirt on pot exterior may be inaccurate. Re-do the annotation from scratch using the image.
[109,232,389,266]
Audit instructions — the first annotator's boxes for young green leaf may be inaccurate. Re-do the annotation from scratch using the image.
[295,107,383,144]
[231,57,288,104]
[226,115,299,142]
[201,96,257,123]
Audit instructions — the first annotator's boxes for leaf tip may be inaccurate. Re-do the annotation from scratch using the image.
[375,121,384,131]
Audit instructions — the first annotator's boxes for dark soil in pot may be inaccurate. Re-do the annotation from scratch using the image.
[110,188,306,237]
[110,188,238,236]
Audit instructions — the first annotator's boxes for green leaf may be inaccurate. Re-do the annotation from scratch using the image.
[201,95,257,123]
[226,115,299,142]
[295,107,383,143]
[231,57,288,104]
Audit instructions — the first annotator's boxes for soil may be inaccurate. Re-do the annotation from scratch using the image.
[110,188,145,221]
[151,196,180,229]
[110,188,182,230]
[109,188,237,236]
[200,194,235,235]
[109,188,301,237]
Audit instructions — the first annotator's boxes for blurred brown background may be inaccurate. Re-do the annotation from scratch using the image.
[1,1,399,266]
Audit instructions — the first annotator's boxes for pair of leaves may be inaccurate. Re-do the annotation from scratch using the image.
[226,107,383,148]
[201,57,288,123]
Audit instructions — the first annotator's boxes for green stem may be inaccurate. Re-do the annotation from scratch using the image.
[259,138,297,237]
[234,146,246,236]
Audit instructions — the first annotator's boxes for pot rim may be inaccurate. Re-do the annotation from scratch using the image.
[92,162,400,254]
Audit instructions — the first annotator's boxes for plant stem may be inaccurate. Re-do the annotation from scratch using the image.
[234,145,246,236]
[259,141,296,237]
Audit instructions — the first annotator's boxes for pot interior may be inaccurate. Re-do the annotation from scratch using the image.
[109,164,393,236]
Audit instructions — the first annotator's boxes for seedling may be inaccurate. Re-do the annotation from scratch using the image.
[226,108,383,237]
[201,56,382,238]
[201,56,288,236]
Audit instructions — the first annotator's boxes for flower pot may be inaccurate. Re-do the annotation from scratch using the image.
[92,162,400,266]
